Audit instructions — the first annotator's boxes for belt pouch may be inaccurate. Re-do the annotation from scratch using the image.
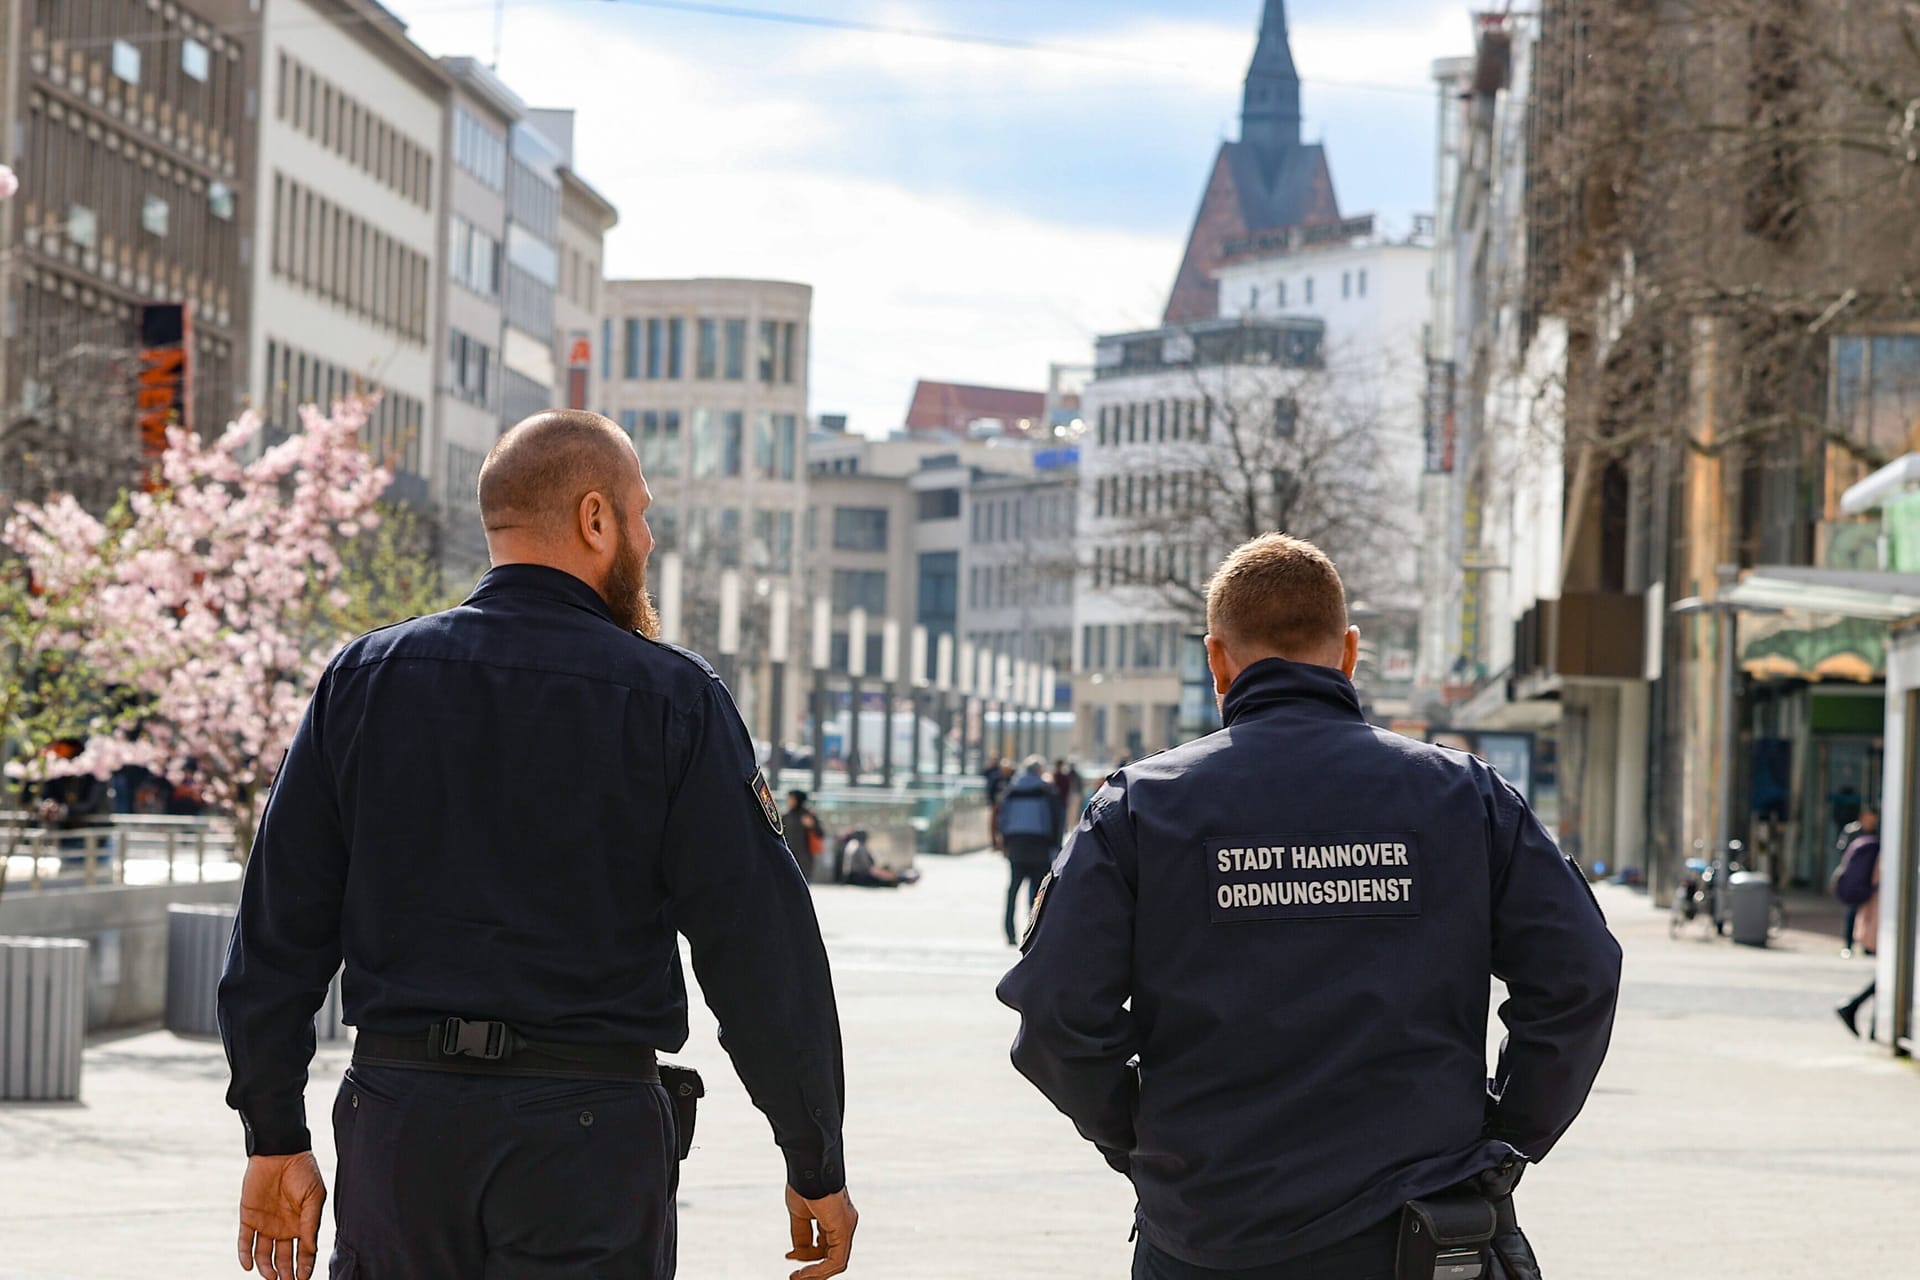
[1396,1194,1497,1280]
[659,1064,704,1161]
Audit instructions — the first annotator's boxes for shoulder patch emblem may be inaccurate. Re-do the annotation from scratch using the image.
[751,770,783,835]
[1019,871,1055,950]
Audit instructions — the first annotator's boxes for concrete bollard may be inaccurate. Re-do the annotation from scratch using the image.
[165,903,235,1037]
[0,936,89,1100]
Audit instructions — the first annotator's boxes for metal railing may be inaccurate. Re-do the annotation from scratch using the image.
[0,813,238,894]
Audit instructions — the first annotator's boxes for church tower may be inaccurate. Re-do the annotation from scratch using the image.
[1161,0,1340,324]
[1240,0,1303,161]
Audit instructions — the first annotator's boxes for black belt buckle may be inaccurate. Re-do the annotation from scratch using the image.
[440,1017,510,1061]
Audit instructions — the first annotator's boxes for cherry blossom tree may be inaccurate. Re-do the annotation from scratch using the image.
[6,399,395,854]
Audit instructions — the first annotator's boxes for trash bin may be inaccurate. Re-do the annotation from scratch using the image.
[0,937,88,1100]
[1729,871,1773,947]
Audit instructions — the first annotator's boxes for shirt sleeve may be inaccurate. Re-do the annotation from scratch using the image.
[217,670,348,1156]
[1484,777,1623,1161]
[660,678,847,1198]
[994,784,1140,1157]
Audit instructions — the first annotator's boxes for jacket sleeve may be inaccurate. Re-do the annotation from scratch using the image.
[995,785,1140,1157]
[1485,777,1622,1161]
[660,679,847,1198]
[218,670,348,1156]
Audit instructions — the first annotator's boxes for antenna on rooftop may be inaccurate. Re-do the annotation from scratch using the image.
[492,0,506,70]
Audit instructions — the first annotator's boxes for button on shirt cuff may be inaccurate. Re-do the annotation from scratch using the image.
[783,1147,846,1199]
[241,1100,312,1157]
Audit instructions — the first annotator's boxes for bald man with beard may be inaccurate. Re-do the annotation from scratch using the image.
[219,411,856,1280]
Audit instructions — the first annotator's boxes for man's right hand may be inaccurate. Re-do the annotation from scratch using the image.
[785,1185,858,1279]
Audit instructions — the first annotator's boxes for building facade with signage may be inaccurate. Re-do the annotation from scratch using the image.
[247,0,448,509]
[2,0,256,505]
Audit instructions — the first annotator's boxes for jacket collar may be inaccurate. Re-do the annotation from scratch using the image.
[1220,657,1366,728]
[466,563,617,625]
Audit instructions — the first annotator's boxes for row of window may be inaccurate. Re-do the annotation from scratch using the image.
[25,94,241,325]
[1093,471,1211,521]
[453,106,507,192]
[968,564,1071,612]
[616,409,802,480]
[969,489,1073,542]
[1095,398,1213,448]
[276,52,434,211]
[448,215,502,299]
[446,330,496,409]
[271,173,432,345]
[615,316,801,384]
[650,506,797,575]
[1087,542,1209,593]
[1080,621,1187,674]
[261,338,424,477]
[1245,266,1367,313]
[831,506,889,553]
[38,3,245,175]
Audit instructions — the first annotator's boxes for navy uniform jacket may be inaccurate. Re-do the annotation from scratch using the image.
[997,658,1620,1270]
[218,564,846,1199]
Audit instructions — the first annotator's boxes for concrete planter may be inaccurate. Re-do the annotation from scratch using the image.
[0,936,89,1100]
[167,904,349,1042]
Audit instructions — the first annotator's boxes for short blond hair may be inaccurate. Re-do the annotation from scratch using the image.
[1205,534,1348,657]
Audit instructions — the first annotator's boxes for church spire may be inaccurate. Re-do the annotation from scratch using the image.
[1241,0,1302,158]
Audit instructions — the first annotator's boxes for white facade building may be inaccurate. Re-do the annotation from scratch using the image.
[249,0,448,503]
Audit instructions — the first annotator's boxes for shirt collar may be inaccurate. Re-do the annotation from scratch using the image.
[465,563,617,625]
[1220,656,1366,728]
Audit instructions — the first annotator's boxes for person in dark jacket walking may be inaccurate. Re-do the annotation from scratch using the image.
[995,757,1067,946]
[999,534,1621,1279]
[219,411,857,1280]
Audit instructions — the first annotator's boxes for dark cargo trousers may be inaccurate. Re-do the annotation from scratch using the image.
[329,1065,678,1278]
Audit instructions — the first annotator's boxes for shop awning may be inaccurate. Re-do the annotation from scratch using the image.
[1723,567,1920,623]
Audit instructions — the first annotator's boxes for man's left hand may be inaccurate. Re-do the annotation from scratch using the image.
[238,1152,327,1280]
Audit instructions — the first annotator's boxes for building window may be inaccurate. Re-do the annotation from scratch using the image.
[723,318,747,380]
[1250,286,1260,310]
[667,318,685,379]
[759,319,778,382]
[691,409,720,476]
[1358,268,1368,297]
[1342,271,1352,300]
[447,330,495,408]
[782,323,798,383]
[831,570,888,614]
[601,318,612,380]
[697,319,719,379]
[182,38,211,83]
[917,488,961,521]
[721,411,744,476]
[1305,276,1315,304]
[1278,280,1287,307]
[618,409,639,440]
[777,413,798,480]
[623,318,641,380]
[641,411,682,476]
[647,318,666,379]
[112,40,141,84]
[832,507,890,552]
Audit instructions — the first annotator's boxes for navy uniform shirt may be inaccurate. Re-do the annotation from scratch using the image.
[997,658,1620,1270]
[218,564,846,1198]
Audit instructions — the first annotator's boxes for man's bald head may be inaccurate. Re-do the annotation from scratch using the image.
[479,411,639,537]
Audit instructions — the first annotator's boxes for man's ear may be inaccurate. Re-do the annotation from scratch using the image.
[1339,626,1360,679]
[578,491,612,553]
[1205,634,1235,696]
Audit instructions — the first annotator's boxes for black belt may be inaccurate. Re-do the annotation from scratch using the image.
[353,1017,660,1083]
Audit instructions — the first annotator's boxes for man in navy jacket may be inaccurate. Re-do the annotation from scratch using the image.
[999,534,1620,1278]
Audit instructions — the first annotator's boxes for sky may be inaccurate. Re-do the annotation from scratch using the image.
[381,0,1476,435]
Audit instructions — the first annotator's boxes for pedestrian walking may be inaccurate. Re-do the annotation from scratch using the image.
[1830,808,1881,959]
[1053,758,1082,814]
[218,411,856,1280]
[999,534,1620,1279]
[983,756,1010,806]
[995,757,1067,946]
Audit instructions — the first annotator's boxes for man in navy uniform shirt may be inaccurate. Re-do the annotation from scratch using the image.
[219,411,857,1280]
[999,534,1619,1279]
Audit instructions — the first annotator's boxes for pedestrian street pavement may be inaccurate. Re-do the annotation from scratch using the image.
[2,851,1916,1277]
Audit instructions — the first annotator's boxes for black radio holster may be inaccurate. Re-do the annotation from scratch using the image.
[1395,1193,1497,1280]
[659,1063,704,1162]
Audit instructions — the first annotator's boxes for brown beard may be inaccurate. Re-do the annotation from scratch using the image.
[605,522,662,639]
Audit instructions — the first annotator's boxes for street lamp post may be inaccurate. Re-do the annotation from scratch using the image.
[767,584,790,772]
[909,625,929,780]
[880,618,900,789]
[935,633,955,778]
[995,652,1013,763]
[847,607,867,786]
[810,596,829,796]
[716,568,742,694]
